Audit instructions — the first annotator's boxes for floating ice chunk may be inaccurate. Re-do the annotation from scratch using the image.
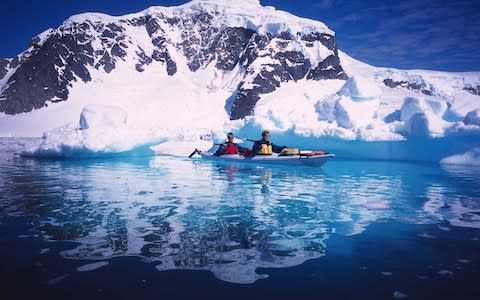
[77,261,109,272]
[393,291,408,299]
[381,271,393,276]
[417,233,436,239]
[440,148,480,166]
[437,269,454,276]
[47,274,69,285]
[457,259,472,263]
[438,226,451,231]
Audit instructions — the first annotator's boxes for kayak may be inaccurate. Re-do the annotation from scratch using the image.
[197,151,335,167]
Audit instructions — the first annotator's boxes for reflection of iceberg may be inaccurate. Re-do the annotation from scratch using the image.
[3,153,480,284]
[38,157,334,284]
[440,148,480,166]
[423,165,480,229]
[423,187,480,229]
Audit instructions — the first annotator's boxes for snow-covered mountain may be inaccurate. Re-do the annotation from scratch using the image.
[0,0,345,120]
[1,0,479,163]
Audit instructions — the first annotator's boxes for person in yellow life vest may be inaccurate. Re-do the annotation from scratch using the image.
[250,130,286,156]
[214,132,248,156]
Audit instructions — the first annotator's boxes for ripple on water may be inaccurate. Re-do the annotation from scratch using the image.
[0,141,479,285]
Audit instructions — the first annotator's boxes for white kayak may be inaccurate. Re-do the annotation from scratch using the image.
[196,151,335,167]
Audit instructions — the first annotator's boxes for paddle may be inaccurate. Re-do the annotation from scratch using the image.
[240,137,257,143]
[188,148,200,158]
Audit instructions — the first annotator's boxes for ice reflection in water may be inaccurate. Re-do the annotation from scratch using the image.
[0,150,479,284]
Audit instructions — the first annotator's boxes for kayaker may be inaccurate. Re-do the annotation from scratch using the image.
[249,130,286,156]
[214,132,248,156]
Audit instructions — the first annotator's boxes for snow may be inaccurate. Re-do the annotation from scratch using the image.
[397,97,448,137]
[64,0,333,37]
[440,148,480,166]
[21,105,170,158]
[79,105,127,130]
[35,28,54,47]
[399,97,447,121]
[338,76,382,100]
[12,61,480,159]
[1,1,480,163]
[334,96,380,130]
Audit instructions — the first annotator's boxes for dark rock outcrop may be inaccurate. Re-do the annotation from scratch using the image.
[383,78,433,96]
[463,85,480,96]
[0,31,94,114]
[0,58,9,80]
[214,27,255,71]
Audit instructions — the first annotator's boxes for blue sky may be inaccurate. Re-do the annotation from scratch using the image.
[1,0,479,71]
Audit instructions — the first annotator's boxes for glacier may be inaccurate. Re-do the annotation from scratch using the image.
[0,0,478,164]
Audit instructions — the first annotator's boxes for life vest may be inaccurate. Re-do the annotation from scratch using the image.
[224,142,239,154]
[259,143,272,155]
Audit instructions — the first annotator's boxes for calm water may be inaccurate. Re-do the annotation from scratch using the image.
[0,138,479,299]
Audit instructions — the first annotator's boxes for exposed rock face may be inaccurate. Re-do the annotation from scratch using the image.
[0,3,347,119]
[463,85,480,96]
[1,31,95,114]
[230,31,347,119]
[383,79,433,96]
[0,58,9,80]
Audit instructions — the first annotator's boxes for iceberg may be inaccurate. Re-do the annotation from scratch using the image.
[21,105,170,158]
[440,148,480,166]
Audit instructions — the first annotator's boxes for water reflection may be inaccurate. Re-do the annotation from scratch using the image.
[422,164,480,229]
[0,152,479,283]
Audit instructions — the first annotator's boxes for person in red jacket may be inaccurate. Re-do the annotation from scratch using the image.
[214,132,248,156]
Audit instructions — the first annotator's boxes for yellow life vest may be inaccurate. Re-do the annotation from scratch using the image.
[259,143,272,155]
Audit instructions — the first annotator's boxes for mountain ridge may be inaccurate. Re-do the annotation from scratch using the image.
[0,0,345,119]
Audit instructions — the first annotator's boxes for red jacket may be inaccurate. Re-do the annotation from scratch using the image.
[214,142,247,156]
